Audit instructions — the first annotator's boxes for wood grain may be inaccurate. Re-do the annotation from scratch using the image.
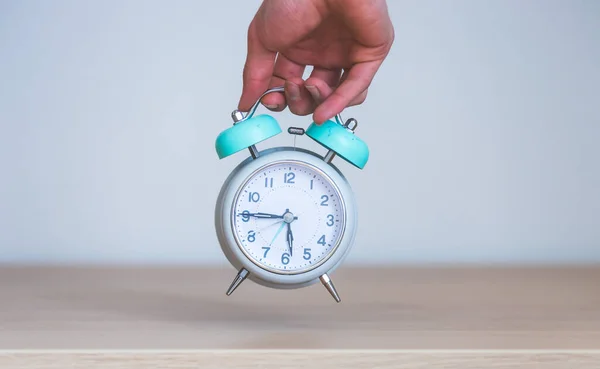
[0,266,599,367]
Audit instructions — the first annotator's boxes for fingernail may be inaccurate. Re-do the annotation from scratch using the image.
[264,104,279,109]
[286,82,300,101]
[305,85,320,101]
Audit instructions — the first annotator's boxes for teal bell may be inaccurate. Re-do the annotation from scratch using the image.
[306,118,369,169]
[215,113,282,159]
[215,86,369,169]
[215,87,289,159]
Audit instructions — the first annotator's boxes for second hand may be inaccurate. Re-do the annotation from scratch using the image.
[256,219,284,233]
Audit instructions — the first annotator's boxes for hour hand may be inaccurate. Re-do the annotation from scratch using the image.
[239,212,283,219]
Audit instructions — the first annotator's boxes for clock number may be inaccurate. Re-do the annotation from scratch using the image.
[264,177,273,187]
[303,248,312,260]
[262,247,270,257]
[310,179,314,190]
[284,172,295,184]
[320,195,329,206]
[326,214,334,226]
[317,235,326,246]
[247,230,256,242]
[241,210,250,222]
[248,192,260,202]
[281,252,290,265]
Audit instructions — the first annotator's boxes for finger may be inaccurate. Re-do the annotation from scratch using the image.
[304,67,342,103]
[237,21,277,112]
[305,77,369,122]
[284,78,314,116]
[312,61,381,124]
[261,54,306,112]
[304,78,331,105]
[348,89,368,106]
[307,67,342,90]
[338,69,369,106]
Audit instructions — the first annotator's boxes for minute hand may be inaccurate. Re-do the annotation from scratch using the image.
[286,222,294,256]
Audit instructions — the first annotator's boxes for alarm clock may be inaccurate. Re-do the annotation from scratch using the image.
[214,86,369,302]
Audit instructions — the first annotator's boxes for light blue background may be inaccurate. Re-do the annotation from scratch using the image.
[1,0,598,265]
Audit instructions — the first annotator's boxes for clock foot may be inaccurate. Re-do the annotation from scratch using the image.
[319,273,341,303]
[226,268,249,296]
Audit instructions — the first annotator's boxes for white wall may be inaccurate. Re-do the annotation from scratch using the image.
[1,0,598,264]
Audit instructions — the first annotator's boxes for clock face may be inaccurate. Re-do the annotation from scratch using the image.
[231,160,346,274]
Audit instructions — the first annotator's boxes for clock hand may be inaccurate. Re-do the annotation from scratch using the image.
[286,222,294,256]
[239,212,284,219]
[269,221,287,246]
[257,219,284,233]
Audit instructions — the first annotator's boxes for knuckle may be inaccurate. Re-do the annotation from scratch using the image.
[288,102,314,116]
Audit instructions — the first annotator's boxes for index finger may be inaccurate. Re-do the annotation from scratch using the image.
[237,21,277,112]
[312,60,381,124]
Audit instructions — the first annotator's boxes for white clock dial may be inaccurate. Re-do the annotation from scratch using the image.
[231,160,346,274]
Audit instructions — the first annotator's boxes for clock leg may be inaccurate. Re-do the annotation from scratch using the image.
[323,150,336,164]
[226,268,249,296]
[319,273,341,303]
[247,145,259,159]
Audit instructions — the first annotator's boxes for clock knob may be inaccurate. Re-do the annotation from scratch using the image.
[306,117,369,169]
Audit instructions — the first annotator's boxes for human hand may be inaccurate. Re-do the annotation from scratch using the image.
[238,0,394,124]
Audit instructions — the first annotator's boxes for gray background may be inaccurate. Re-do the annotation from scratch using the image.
[1,0,598,265]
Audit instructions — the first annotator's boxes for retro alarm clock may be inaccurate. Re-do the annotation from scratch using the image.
[214,86,369,302]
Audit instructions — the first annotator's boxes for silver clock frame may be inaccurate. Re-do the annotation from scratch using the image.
[215,147,358,295]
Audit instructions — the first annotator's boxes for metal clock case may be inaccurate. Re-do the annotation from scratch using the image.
[214,87,369,302]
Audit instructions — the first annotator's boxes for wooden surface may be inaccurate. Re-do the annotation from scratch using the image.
[1,351,600,369]
[1,265,599,367]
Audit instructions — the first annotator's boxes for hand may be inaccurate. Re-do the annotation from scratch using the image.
[239,211,284,219]
[286,222,294,256]
[238,0,394,124]
[269,221,287,246]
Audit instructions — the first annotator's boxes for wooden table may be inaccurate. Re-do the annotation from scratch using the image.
[1,265,599,368]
